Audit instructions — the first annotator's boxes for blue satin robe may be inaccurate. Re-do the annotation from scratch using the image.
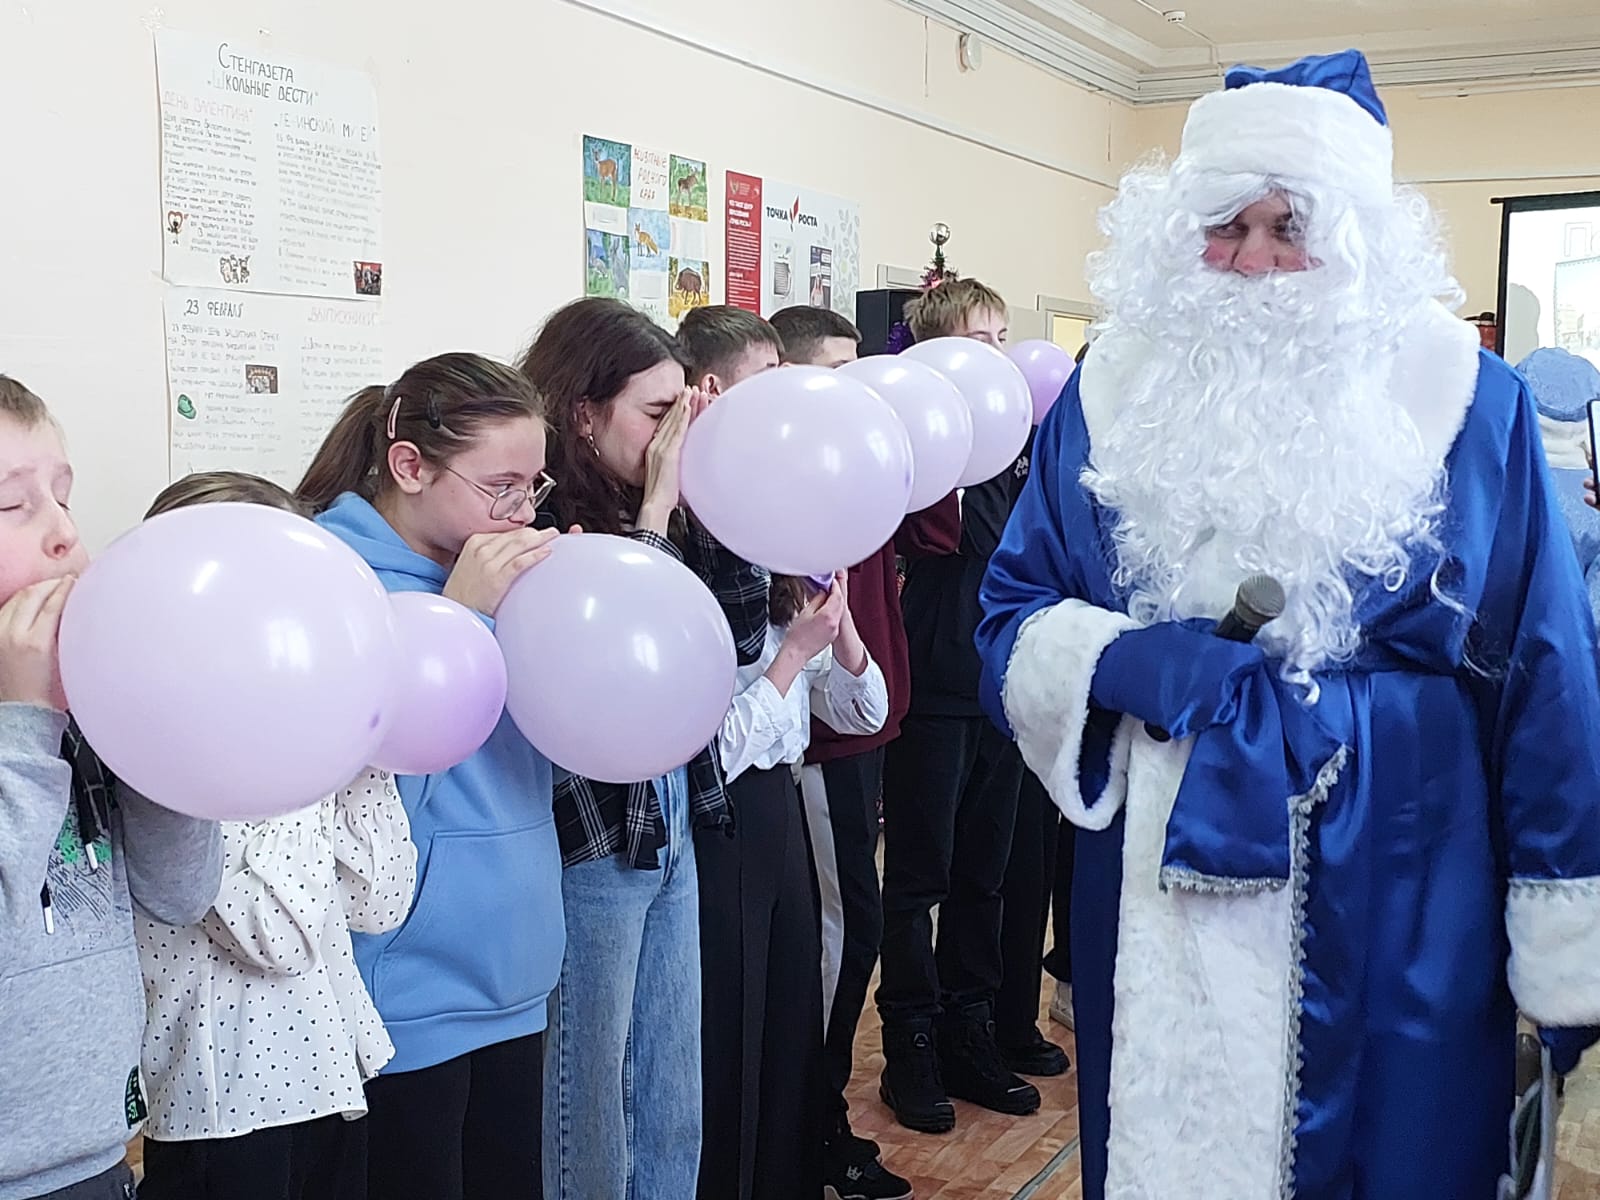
[975,350,1600,1199]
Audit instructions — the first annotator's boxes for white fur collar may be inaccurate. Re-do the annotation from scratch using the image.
[1081,299,1481,472]
[1540,414,1590,472]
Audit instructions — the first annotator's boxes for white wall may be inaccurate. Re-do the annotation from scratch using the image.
[0,0,1127,549]
[1125,84,1600,314]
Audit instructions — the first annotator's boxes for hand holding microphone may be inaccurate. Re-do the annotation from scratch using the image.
[1144,575,1286,743]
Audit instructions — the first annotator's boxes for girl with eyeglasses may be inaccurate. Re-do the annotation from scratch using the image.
[297,352,567,1200]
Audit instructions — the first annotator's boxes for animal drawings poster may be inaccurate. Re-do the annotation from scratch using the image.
[582,134,710,330]
[724,172,859,322]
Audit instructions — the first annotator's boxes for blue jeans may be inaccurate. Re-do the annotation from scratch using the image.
[544,768,702,1199]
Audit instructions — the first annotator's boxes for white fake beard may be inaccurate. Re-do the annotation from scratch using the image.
[1082,264,1446,686]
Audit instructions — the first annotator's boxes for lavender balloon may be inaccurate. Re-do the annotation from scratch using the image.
[903,337,1032,486]
[680,366,915,576]
[1010,339,1076,425]
[58,503,400,820]
[495,533,737,784]
[370,592,508,776]
[839,356,973,513]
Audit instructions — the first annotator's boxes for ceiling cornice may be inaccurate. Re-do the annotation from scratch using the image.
[903,0,1149,98]
[901,0,1600,104]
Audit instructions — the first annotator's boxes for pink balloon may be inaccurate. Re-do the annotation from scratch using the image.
[839,356,973,513]
[1010,339,1076,425]
[370,592,508,776]
[680,366,914,576]
[495,533,737,784]
[902,337,1032,486]
[59,503,400,820]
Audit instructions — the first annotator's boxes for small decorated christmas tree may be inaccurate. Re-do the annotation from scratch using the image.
[921,222,957,288]
[887,223,955,354]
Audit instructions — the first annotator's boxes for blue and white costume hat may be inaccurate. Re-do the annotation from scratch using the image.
[1180,49,1394,209]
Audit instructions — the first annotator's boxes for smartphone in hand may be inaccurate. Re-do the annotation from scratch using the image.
[1589,398,1600,491]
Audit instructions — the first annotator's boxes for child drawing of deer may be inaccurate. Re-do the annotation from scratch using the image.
[592,145,621,201]
[675,171,700,209]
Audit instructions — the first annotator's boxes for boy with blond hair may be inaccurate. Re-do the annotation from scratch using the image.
[903,278,1009,348]
[877,279,1057,1134]
[0,375,222,1200]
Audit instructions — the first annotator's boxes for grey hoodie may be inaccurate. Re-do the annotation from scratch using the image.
[0,703,221,1199]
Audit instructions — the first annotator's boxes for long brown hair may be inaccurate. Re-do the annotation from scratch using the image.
[296,353,543,513]
[516,298,687,536]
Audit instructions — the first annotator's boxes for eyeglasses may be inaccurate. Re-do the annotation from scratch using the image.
[445,467,557,521]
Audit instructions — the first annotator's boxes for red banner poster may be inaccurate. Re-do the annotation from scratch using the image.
[725,171,763,313]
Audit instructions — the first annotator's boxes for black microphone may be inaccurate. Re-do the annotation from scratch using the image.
[1144,574,1287,743]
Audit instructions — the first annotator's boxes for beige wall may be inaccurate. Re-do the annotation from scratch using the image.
[0,0,1126,546]
[1121,86,1600,313]
[18,0,1594,543]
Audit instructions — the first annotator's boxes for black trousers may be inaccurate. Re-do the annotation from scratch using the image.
[1044,813,1076,985]
[140,1115,366,1200]
[994,769,1069,1047]
[362,1033,543,1200]
[878,714,1023,1024]
[34,1163,135,1200]
[696,765,824,1200]
[799,746,886,1128]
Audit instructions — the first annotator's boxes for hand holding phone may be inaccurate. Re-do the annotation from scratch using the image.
[1586,399,1600,510]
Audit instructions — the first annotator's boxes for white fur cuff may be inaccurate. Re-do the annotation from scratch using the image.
[1506,877,1600,1026]
[1002,599,1138,830]
[1181,81,1394,209]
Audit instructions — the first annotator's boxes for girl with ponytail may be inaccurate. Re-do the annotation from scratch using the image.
[299,352,564,1200]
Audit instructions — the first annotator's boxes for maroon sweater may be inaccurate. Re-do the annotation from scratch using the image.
[805,540,911,765]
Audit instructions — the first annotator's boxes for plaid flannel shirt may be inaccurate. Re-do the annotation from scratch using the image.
[552,521,769,870]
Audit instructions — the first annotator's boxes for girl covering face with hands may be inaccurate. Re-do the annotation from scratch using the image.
[518,298,769,1200]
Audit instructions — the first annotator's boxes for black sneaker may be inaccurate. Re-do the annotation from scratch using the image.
[824,1131,915,1200]
[999,1027,1070,1077]
[879,1019,957,1133]
[938,1001,1042,1115]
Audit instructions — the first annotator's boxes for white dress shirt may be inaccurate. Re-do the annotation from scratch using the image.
[717,623,889,783]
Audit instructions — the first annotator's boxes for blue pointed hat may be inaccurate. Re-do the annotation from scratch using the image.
[1181,49,1394,207]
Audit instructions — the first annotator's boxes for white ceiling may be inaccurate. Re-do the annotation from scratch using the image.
[902,0,1600,102]
[1071,0,1598,49]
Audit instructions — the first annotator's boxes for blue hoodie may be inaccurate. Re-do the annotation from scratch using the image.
[317,492,564,1074]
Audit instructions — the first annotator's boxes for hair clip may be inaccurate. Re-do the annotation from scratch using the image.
[424,395,443,430]
[385,393,403,440]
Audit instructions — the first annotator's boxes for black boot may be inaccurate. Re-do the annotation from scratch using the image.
[879,1018,957,1134]
[938,1001,1042,1115]
[1000,1026,1071,1077]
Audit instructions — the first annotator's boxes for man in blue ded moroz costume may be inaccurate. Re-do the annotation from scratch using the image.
[975,50,1600,1199]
